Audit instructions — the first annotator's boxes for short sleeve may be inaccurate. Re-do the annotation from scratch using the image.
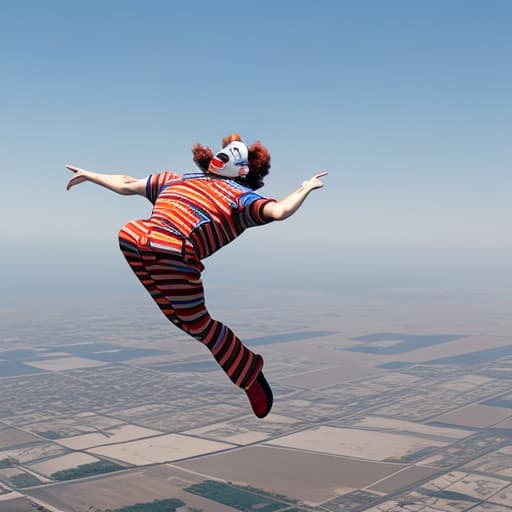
[238,191,277,228]
[145,171,181,203]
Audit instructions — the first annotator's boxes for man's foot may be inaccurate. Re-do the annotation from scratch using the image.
[245,371,273,418]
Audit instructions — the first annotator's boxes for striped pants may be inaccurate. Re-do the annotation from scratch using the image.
[118,220,263,390]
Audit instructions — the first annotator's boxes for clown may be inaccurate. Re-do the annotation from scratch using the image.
[66,134,327,418]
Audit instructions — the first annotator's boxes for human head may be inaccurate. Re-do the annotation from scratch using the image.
[192,133,271,190]
[208,139,250,178]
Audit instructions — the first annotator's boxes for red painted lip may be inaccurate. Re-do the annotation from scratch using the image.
[209,157,225,170]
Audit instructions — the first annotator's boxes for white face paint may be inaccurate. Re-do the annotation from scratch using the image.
[208,141,250,178]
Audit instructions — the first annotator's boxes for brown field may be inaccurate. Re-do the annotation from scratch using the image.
[28,452,100,477]
[432,404,512,428]
[183,413,305,445]
[266,426,445,461]
[368,465,439,494]
[174,445,406,505]
[26,465,238,512]
[0,427,41,450]
[87,433,234,465]
[0,442,67,465]
[275,364,381,389]
[343,416,472,440]
[25,357,106,371]
[56,424,162,450]
[0,496,39,512]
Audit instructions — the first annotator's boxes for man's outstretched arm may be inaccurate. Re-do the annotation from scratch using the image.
[65,164,146,196]
[262,172,328,221]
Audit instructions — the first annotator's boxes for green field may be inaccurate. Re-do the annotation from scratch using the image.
[9,472,43,488]
[0,457,17,468]
[185,480,297,511]
[51,460,124,481]
[95,498,188,512]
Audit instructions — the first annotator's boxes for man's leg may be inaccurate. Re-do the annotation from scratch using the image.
[118,225,266,392]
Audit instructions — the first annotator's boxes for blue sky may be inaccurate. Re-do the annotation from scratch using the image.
[1,0,511,297]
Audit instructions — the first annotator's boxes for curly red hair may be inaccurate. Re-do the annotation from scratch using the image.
[246,141,271,190]
[191,134,271,190]
[191,143,214,173]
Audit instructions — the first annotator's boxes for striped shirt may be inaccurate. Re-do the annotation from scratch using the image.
[145,172,275,260]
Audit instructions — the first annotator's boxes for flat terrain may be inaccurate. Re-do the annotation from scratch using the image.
[55,424,163,450]
[1,288,512,511]
[342,415,473,440]
[87,433,235,465]
[266,425,446,461]
[0,428,40,450]
[28,452,101,477]
[432,403,512,428]
[175,445,406,505]
[27,465,239,512]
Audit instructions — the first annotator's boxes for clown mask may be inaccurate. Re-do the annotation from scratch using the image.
[208,141,250,178]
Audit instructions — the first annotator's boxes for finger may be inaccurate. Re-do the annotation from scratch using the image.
[65,164,80,173]
[315,171,329,178]
[66,178,77,190]
[66,176,86,190]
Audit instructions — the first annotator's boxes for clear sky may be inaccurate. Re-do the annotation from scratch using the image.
[1,0,511,298]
